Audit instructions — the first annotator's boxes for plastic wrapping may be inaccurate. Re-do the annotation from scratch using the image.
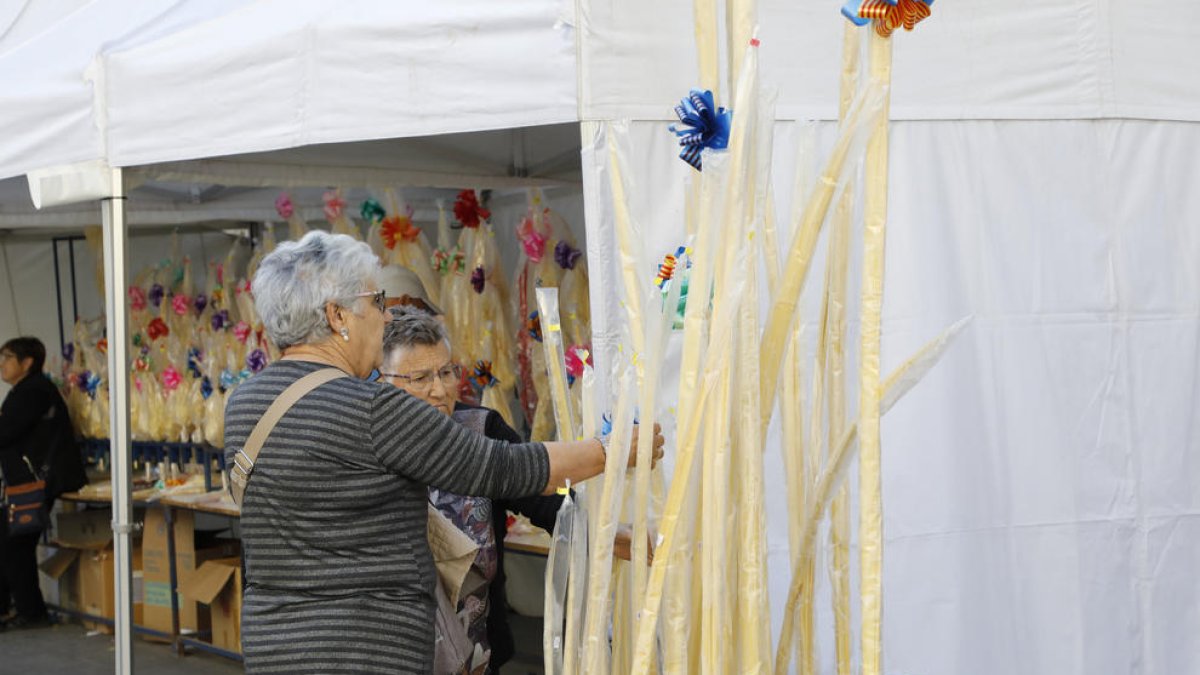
[630,145,727,674]
[829,23,862,675]
[579,365,636,673]
[858,32,892,675]
[536,288,579,441]
[561,364,595,675]
[757,79,887,433]
[544,489,577,675]
[608,129,675,657]
[727,40,772,675]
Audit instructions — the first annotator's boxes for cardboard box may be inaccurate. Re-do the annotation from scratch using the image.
[178,557,242,654]
[142,508,240,635]
[143,507,191,633]
[38,546,81,611]
[54,508,113,549]
[78,546,115,632]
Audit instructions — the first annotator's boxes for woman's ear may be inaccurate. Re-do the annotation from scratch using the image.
[324,302,346,334]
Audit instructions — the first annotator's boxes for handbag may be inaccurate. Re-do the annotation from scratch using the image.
[432,572,475,675]
[4,456,49,536]
[227,368,347,505]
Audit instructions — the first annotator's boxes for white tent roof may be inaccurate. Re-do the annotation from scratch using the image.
[580,0,1200,122]
[102,0,578,170]
[0,0,255,183]
[0,0,579,206]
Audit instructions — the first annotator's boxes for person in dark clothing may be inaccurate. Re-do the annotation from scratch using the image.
[0,336,87,630]
[382,308,638,673]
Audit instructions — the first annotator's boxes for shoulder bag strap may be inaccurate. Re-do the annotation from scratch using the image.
[228,368,348,505]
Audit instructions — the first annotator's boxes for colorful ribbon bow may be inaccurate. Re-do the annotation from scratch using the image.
[147,318,170,341]
[200,376,214,400]
[246,348,268,373]
[554,241,582,270]
[470,266,486,294]
[655,245,691,288]
[360,198,387,225]
[172,294,191,317]
[564,346,592,386]
[322,190,347,222]
[97,338,108,355]
[83,372,101,398]
[275,192,295,219]
[518,212,550,263]
[128,286,147,311]
[193,293,208,316]
[453,190,490,229]
[233,321,252,344]
[431,247,466,276]
[471,360,498,389]
[187,347,204,379]
[842,0,933,37]
[381,215,421,249]
[148,284,165,308]
[161,365,183,392]
[670,89,732,171]
[211,309,230,332]
[526,311,543,343]
[62,343,75,363]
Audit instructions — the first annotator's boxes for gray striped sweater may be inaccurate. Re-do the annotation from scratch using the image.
[224,360,549,674]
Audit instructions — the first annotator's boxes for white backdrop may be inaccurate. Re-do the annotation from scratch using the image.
[582,116,1200,675]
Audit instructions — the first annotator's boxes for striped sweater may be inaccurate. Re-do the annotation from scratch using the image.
[224,360,549,674]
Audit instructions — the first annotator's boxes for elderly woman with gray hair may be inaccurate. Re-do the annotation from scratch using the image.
[382,307,643,674]
[224,231,662,674]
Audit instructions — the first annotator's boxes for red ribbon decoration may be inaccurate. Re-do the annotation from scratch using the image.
[381,215,421,249]
[453,190,490,229]
[858,0,932,38]
[147,318,170,341]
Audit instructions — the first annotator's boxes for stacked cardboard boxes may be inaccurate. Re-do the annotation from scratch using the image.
[38,508,144,631]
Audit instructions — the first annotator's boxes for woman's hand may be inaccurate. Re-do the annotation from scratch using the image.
[613,523,655,565]
[625,422,665,469]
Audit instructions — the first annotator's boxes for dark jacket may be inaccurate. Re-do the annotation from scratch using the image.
[452,403,564,670]
[0,373,87,498]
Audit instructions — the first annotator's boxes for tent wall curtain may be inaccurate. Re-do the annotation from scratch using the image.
[579,117,1200,675]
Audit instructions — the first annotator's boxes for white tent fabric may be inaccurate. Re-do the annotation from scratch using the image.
[0,0,253,182]
[582,114,1200,675]
[577,3,1200,675]
[580,0,1200,122]
[101,0,577,170]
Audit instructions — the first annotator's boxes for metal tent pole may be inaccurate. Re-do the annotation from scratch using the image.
[101,166,134,675]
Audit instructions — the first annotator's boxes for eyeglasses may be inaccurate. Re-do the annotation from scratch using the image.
[380,363,461,392]
[352,289,387,313]
[0,352,12,362]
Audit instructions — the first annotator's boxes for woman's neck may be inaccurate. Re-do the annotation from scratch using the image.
[280,341,356,375]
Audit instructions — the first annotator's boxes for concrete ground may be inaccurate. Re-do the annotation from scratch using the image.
[0,620,242,674]
[0,614,545,674]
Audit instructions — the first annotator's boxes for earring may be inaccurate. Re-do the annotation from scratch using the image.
[340,328,350,342]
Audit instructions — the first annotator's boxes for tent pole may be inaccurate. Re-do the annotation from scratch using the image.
[101,166,134,675]
[52,238,65,353]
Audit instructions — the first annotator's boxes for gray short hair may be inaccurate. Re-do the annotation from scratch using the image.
[253,230,381,349]
[383,306,449,357]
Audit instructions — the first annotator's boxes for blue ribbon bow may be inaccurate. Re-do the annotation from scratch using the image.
[670,89,732,171]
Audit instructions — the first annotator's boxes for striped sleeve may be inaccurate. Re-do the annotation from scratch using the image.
[370,385,550,499]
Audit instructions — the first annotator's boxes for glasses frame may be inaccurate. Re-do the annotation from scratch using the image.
[351,289,387,313]
[379,362,461,392]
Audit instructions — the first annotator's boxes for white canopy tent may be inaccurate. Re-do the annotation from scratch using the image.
[1,2,1197,675]
[0,2,580,672]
